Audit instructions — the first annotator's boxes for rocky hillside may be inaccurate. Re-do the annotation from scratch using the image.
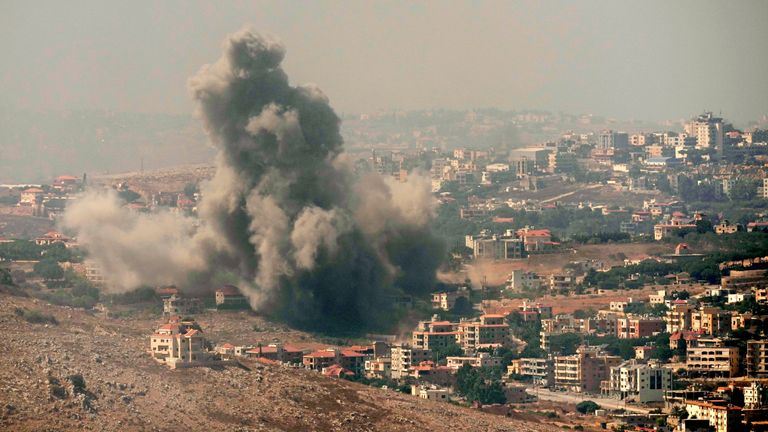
[0,294,563,432]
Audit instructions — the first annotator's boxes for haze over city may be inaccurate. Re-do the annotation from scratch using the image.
[3,0,767,121]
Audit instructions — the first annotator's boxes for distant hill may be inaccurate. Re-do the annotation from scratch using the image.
[0,109,215,183]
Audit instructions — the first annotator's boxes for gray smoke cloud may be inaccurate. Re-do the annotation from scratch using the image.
[62,28,444,332]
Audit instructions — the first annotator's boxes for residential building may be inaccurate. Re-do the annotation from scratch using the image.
[686,338,740,377]
[666,303,696,333]
[412,326,460,352]
[391,344,432,379]
[243,343,304,364]
[747,340,768,377]
[506,270,543,291]
[162,294,203,318]
[692,307,732,336]
[553,346,622,393]
[446,352,502,370]
[684,399,742,432]
[149,318,210,369]
[607,360,673,403]
[548,274,576,292]
[508,357,553,386]
[685,111,725,159]
[411,385,450,402]
[431,289,470,311]
[215,285,249,309]
[456,314,510,353]
[302,348,366,375]
[616,317,665,339]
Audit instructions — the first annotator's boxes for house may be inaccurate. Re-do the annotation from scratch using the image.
[162,294,203,318]
[516,227,557,253]
[149,317,212,369]
[445,352,502,370]
[431,289,470,311]
[19,188,44,206]
[407,361,456,387]
[302,348,366,375]
[715,220,742,235]
[244,343,304,364]
[34,231,70,246]
[322,364,355,378]
[411,384,451,402]
[215,285,249,310]
[747,221,768,232]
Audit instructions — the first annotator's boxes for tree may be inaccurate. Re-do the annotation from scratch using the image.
[34,258,64,281]
[451,296,475,317]
[455,364,507,405]
[575,400,600,415]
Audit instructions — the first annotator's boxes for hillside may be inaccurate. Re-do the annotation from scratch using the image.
[0,294,561,432]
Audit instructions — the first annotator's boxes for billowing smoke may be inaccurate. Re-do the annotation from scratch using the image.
[62,29,444,332]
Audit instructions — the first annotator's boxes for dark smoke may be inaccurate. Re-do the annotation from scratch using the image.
[64,29,444,333]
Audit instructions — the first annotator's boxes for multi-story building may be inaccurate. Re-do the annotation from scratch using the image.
[685,112,725,159]
[149,317,210,369]
[431,290,469,311]
[686,338,740,377]
[607,360,673,403]
[684,400,742,432]
[445,352,501,370]
[549,274,576,292]
[390,344,432,379]
[508,357,553,386]
[747,340,768,377]
[666,303,696,333]
[506,270,543,291]
[553,346,622,393]
[616,317,665,339]
[692,307,732,336]
[465,232,526,260]
[456,314,510,353]
[162,294,203,318]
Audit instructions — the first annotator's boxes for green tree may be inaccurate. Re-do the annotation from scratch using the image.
[575,400,600,414]
[34,258,64,281]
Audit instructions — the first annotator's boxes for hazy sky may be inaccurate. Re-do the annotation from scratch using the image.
[3,0,767,123]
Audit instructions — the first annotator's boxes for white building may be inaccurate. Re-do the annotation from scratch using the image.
[411,384,450,401]
[608,360,672,403]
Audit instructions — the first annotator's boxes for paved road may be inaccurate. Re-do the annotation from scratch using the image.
[525,387,652,414]
[539,184,602,204]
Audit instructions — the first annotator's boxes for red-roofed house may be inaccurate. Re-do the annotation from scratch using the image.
[516,227,554,252]
[34,231,70,246]
[303,348,365,375]
[244,343,303,364]
[322,364,355,378]
[19,188,44,206]
[149,319,210,369]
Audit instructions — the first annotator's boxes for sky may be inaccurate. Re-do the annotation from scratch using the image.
[2,0,768,123]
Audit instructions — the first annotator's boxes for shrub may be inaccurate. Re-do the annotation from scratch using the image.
[14,307,58,325]
[575,400,600,415]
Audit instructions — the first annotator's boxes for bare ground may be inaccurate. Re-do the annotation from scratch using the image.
[0,294,567,432]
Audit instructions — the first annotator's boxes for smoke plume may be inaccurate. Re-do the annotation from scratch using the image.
[62,29,444,332]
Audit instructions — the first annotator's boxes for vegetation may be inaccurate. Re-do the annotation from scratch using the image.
[455,364,507,404]
[13,307,58,325]
[575,400,600,415]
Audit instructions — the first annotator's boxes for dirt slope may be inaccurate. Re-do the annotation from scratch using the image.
[0,294,561,432]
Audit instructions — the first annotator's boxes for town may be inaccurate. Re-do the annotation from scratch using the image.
[2,107,768,432]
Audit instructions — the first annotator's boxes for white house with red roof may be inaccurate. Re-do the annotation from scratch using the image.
[149,318,211,369]
[19,188,44,206]
[34,231,71,246]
